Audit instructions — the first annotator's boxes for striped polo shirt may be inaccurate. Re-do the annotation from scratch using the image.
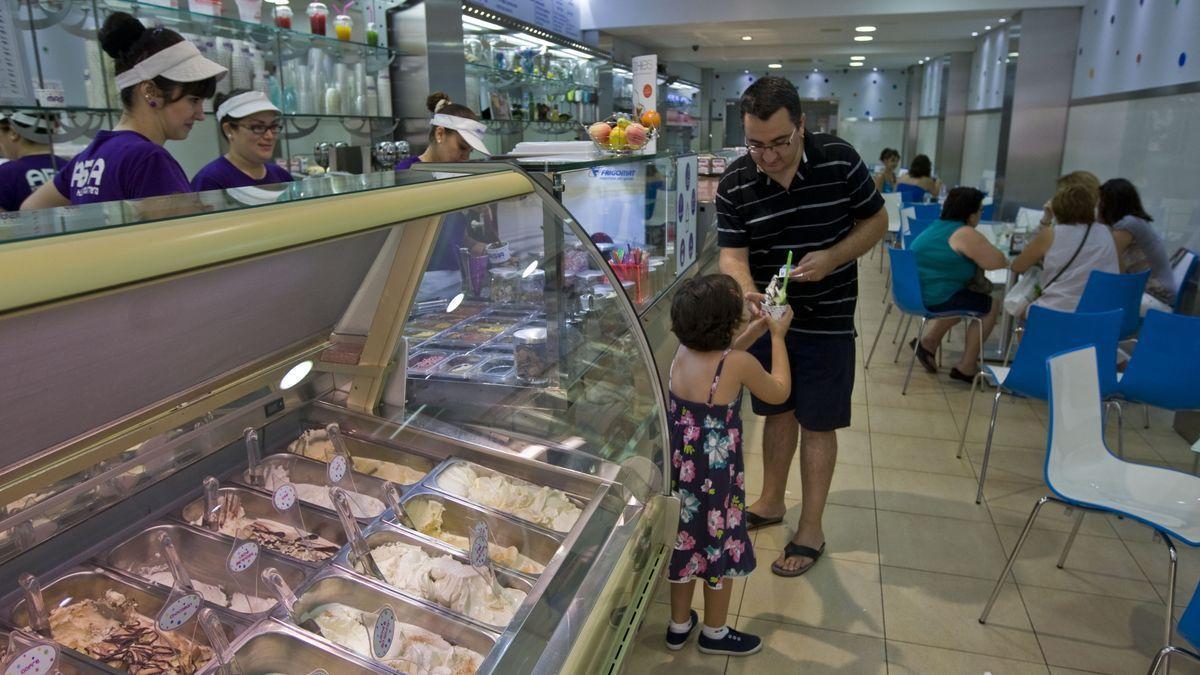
[716,132,884,337]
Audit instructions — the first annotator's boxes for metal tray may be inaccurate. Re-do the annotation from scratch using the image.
[330,525,534,631]
[390,488,561,576]
[242,454,389,521]
[101,523,311,621]
[197,619,388,675]
[423,459,589,534]
[285,569,497,665]
[286,432,435,490]
[3,567,243,674]
[178,486,346,567]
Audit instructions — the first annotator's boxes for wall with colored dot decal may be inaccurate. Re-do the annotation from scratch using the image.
[968,27,1010,111]
[1071,0,1198,99]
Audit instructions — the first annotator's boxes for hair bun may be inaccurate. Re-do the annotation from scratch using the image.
[98,12,147,60]
[426,91,450,113]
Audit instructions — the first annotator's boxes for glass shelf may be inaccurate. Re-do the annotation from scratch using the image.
[0,105,391,123]
[465,62,598,91]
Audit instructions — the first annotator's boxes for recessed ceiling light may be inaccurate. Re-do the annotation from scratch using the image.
[1008,51,1019,57]
[985,25,992,30]
[744,69,750,73]
[972,31,979,37]
[812,68,819,72]
[741,35,753,41]
[850,56,865,61]
[872,67,878,71]
[768,63,782,69]
[999,18,1007,23]
[849,62,864,67]
[855,25,876,32]
[853,35,873,42]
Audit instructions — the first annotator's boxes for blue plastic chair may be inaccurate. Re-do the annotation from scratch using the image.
[957,305,1122,503]
[901,217,935,249]
[1118,310,1200,470]
[910,203,940,222]
[1076,269,1150,340]
[976,345,1200,675]
[980,203,995,221]
[1170,249,1198,312]
[897,183,929,203]
[1149,581,1200,673]
[865,248,987,395]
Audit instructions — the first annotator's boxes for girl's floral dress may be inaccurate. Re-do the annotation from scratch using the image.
[667,349,756,589]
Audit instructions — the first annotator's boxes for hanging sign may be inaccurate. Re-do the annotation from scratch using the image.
[632,54,658,154]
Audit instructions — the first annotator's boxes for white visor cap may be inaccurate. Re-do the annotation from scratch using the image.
[114,40,228,91]
[431,113,491,156]
[217,91,281,120]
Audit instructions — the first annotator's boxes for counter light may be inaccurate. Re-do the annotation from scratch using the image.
[522,260,539,278]
[985,25,992,30]
[279,360,314,390]
[849,62,864,67]
[999,18,1008,23]
[446,293,465,313]
[850,56,865,61]
[462,15,503,31]
[855,26,876,32]
[972,31,979,37]
[741,35,753,41]
[1009,51,1019,57]
[854,35,873,42]
[768,63,782,69]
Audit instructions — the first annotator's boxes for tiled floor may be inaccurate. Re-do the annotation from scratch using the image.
[624,251,1200,674]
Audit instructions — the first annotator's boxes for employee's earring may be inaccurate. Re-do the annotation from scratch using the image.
[145,95,157,108]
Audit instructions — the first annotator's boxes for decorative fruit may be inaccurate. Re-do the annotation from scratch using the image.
[588,122,612,144]
[625,123,648,148]
[616,117,631,130]
[608,126,627,149]
[640,109,661,128]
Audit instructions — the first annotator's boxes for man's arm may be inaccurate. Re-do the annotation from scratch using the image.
[719,246,766,316]
[793,206,887,282]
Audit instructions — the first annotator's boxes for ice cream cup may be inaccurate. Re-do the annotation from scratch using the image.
[762,303,789,320]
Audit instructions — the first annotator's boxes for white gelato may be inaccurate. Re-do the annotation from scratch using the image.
[369,542,525,628]
[143,567,275,614]
[308,602,484,675]
[406,499,545,575]
[289,429,427,485]
[264,464,384,518]
[435,463,581,533]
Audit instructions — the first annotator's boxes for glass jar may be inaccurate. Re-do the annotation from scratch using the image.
[306,2,328,35]
[513,327,549,384]
[519,269,545,305]
[464,36,484,63]
[490,268,520,304]
[333,14,352,41]
[273,4,292,29]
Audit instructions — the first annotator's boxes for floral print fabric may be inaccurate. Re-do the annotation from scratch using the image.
[667,386,756,589]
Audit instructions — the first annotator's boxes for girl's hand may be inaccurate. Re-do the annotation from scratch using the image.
[768,306,794,337]
[733,315,769,350]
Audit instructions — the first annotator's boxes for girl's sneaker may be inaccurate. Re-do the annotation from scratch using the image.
[697,626,763,656]
[665,609,698,650]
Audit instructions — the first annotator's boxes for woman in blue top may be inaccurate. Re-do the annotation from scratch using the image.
[191,89,293,191]
[908,187,1007,382]
[873,147,899,194]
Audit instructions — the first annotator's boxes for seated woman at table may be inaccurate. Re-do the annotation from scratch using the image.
[896,154,941,200]
[873,147,900,194]
[1098,178,1177,311]
[1037,170,1100,228]
[909,187,1007,382]
[1012,184,1118,315]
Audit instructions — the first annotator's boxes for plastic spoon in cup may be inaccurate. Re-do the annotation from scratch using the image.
[330,487,385,581]
[154,531,195,591]
[197,608,241,675]
[779,250,793,303]
[381,482,414,530]
[260,567,297,616]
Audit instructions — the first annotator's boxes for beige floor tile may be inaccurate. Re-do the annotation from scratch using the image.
[747,461,875,509]
[981,480,1120,539]
[865,381,950,412]
[849,403,870,432]
[852,379,868,405]
[652,572,748,616]
[742,451,803,500]
[873,466,992,522]
[755,502,880,565]
[885,640,1051,674]
[1021,585,1171,674]
[727,619,887,674]
[877,510,1009,579]
[740,557,885,637]
[1047,668,1108,675]
[994,525,1160,602]
[625,603,729,674]
[963,442,1047,483]
[869,406,963,441]
[1124,537,1200,608]
[871,432,976,477]
[955,407,1049,450]
[836,429,874,467]
[1102,426,1162,461]
[945,388,1044,422]
[863,367,943,395]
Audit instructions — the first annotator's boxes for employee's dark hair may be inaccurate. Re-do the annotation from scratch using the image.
[426,92,477,142]
[99,12,218,109]
[671,274,743,351]
[879,148,900,162]
[1098,178,1153,225]
[739,76,802,126]
[908,154,933,179]
[940,187,986,223]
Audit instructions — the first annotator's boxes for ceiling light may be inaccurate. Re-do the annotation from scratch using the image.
[853,35,873,42]
[768,63,782,69]
[741,35,753,41]
[872,67,878,71]
[971,31,979,37]
[855,25,876,32]
[813,68,819,72]
[1008,51,1019,57]
[850,55,865,61]
[279,360,314,390]
[744,69,750,73]
[999,18,1008,23]
[849,62,864,67]
[985,25,992,30]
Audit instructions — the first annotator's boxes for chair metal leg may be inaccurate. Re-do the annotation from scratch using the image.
[976,389,1004,504]
[1057,508,1085,569]
[981,495,1052,624]
[1113,400,1125,459]
[1164,532,1179,675]
[1148,646,1200,675]
[865,303,892,370]
[1144,403,1152,429]
[891,305,906,342]
[894,315,914,362]
[1002,325,1023,368]
[902,318,928,396]
[957,372,982,459]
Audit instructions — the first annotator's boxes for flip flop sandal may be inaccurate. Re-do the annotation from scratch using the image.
[744,511,783,531]
[909,338,939,374]
[771,541,826,577]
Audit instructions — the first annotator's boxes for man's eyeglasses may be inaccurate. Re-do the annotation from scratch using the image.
[230,122,282,137]
[746,128,797,157]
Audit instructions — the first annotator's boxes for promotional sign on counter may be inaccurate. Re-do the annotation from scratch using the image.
[632,54,657,154]
[675,155,699,273]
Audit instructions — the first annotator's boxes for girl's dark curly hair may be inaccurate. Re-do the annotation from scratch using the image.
[671,274,743,351]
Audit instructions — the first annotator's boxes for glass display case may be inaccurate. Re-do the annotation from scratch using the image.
[663,80,700,153]
[0,165,676,674]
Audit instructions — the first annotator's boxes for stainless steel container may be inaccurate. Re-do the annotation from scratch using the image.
[101,523,311,621]
[242,453,389,521]
[286,430,436,490]
[178,486,346,567]
[0,629,104,674]
[423,459,589,534]
[197,619,387,675]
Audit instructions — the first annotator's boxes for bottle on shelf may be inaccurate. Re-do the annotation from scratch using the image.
[333,14,352,41]
[273,4,293,29]
[307,2,328,36]
[366,22,379,47]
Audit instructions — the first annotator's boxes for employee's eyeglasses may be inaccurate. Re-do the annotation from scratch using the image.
[746,128,797,158]
[231,122,282,137]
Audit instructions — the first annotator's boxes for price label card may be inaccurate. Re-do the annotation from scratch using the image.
[371,605,396,659]
[156,592,202,631]
[227,540,259,574]
[469,521,490,569]
[272,482,297,512]
[3,644,57,675]
[327,454,347,484]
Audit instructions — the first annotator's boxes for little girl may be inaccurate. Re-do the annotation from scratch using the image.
[665,274,792,656]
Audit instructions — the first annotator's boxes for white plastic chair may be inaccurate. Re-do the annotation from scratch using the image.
[979,346,1200,672]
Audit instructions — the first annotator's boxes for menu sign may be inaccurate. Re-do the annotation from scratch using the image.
[473,0,581,40]
[0,0,35,105]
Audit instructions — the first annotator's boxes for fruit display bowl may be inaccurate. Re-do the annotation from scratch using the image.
[585,112,660,155]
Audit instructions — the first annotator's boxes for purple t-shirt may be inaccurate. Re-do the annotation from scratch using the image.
[0,154,70,211]
[190,156,294,192]
[52,130,190,205]
[393,155,422,171]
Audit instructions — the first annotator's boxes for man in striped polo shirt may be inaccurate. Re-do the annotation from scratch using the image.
[717,76,886,577]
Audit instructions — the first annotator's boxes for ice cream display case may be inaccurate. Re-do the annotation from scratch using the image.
[0,167,676,674]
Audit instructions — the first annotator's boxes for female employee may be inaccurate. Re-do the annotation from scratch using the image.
[0,112,69,212]
[21,12,225,209]
[191,89,293,191]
